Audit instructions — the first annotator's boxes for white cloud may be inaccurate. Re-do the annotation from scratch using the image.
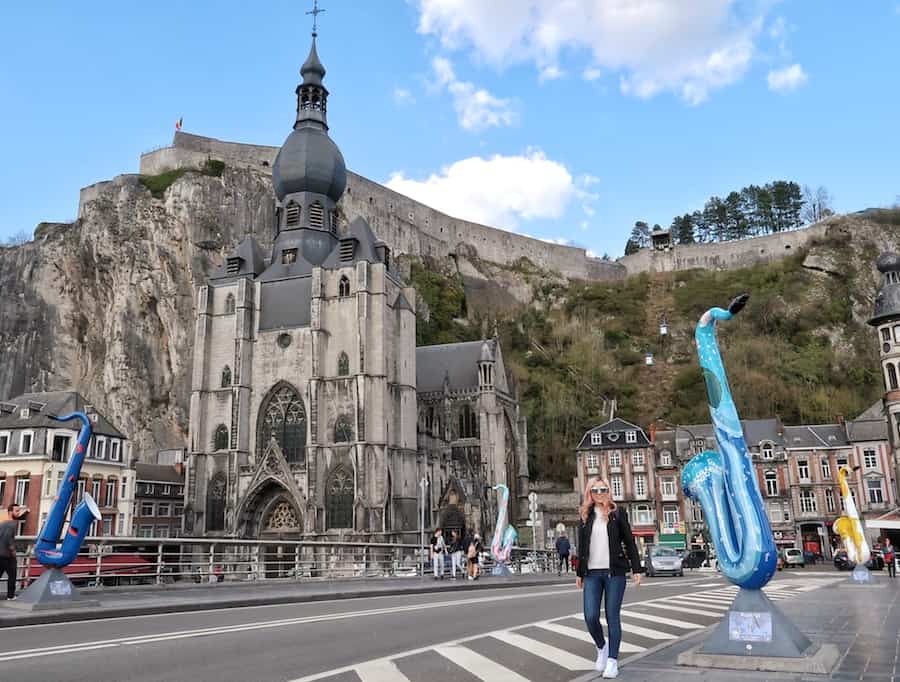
[538,65,564,82]
[432,57,516,131]
[393,87,415,106]
[767,63,808,93]
[416,0,777,104]
[386,149,575,229]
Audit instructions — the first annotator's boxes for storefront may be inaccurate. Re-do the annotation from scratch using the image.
[659,533,686,549]
[632,527,656,556]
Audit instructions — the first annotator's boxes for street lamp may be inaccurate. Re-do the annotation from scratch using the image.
[659,316,668,336]
[418,477,429,578]
[644,351,654,366]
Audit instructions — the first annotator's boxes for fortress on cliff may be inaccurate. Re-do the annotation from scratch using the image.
[80,130,832,282]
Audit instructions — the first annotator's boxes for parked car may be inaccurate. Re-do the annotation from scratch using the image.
[782,548,805,568]
[833,548,884,571]
[682,550,707,570]
[644,546,684,577]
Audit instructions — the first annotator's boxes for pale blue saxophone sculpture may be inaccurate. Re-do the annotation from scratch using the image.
[681,294,777,589]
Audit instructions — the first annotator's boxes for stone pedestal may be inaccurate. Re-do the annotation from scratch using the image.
[6,568,100,612]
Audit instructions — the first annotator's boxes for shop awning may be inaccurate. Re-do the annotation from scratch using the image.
[866,509,900,530]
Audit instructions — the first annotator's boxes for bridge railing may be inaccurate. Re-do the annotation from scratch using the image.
[11,537,556,589]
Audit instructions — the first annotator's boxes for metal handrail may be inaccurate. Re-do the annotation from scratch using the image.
[10,536,556,590]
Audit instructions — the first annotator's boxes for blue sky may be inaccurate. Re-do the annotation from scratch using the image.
[2,1,898,258]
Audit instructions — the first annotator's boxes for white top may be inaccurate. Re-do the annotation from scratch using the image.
[588,507,611,570]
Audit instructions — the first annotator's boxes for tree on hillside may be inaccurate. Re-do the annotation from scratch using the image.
[630,221,651,249]
[672,214,695,244]
[802,185,833,224]
[624,238,640,255]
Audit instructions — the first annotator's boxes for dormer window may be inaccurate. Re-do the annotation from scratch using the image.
[625,430,637,444]
[226,257,241,275]
[282,249,298,265]
[285,202,301,227]
[309,201,324,229]
[19,408,30,420]
[339,239,355,262]
[590,432,601,446]
[762,443,774,459]
[339,275,350,297]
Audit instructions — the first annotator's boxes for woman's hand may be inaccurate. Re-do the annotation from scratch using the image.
[632,573,642,587]
[576,576,583,589]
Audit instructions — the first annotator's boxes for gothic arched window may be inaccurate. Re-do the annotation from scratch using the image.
[889,363,899,391]
[334,414,354,443]
[264,500,300,531]
[206,473,226,532]
[258,383,307,464]
[221,365,232,388]
[225,293,235,315]
[337,352,349,376]
[458,404,479,439]
[213,424,229,451]
[339,275,350,297]
[326,467,354,529]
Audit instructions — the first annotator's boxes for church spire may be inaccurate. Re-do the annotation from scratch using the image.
[295,1,329,130]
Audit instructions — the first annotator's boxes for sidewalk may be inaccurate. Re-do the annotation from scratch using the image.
[579,575,900,681]
[0,572,571,628]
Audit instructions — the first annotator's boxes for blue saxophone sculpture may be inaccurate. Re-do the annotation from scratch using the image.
[35,412,102,567]
[490,484,517,575]
[681,294,778,589]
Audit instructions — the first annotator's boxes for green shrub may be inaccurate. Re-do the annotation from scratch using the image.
[201,158,226,177]
[139,168,187,198]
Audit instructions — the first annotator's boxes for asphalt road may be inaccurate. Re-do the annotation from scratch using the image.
[0,570,840,682]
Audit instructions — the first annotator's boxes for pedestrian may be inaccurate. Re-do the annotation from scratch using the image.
[884,538,896,579]
[430,528,446,580]
[467,533,482,580]
[449,529,463,580]
[556,531,571,575]
[0,504,27,601]
[576,478,642,679]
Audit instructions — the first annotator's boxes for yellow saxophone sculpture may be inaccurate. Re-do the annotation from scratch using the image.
[833,465,870,565]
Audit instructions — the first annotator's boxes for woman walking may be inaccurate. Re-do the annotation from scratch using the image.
[576,477,642,679]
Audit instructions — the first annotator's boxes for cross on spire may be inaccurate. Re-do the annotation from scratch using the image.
[306,0,325,37]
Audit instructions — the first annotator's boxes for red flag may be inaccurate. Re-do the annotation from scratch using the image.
[175,117,183,130]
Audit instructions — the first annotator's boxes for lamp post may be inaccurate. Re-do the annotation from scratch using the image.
[419,476,429,578]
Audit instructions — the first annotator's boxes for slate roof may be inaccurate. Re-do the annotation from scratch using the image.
[847,401,889,442]
[783,424,849,449]
[576,418,651,450]
[416,339,509,394]
[654,419,785,455]
[416,340,484,393]
[210,236,267,282]
[0,391,126,438]
[135,463,184,484]
[321,217,380,268]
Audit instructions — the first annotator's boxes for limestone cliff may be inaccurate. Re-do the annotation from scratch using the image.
[1,168,274,458]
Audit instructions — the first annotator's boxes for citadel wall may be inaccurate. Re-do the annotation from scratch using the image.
[132,132,831,282]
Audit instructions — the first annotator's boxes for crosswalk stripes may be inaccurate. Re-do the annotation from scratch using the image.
[290,579,836,682]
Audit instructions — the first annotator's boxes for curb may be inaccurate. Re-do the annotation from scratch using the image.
[0,576,573,628]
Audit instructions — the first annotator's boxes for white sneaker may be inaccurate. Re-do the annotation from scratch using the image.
[595,641,609,671]
[602,658,619,678]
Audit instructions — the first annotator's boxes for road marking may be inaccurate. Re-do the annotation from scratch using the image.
[435,645,531,682]
[618,610,704,629]
[666,594,733,606]
[355,659,412,681]
[605,618,676,640]
[490,630,594,671]
[535,622,644,653]
[0,588,580,662]
[642,602,725,617]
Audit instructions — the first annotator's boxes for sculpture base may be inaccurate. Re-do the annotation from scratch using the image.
[679,642,839,674]
[6,568,100,611]
[692,588,812,658]
[491,562,513,577]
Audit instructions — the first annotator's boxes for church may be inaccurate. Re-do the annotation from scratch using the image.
[184,32,529,544]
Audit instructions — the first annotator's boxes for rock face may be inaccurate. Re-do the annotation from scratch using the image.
[1,168,274,458]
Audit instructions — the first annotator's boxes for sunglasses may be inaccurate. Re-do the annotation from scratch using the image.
[591,486,610,494]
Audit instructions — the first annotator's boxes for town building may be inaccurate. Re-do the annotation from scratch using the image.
[133,462,186,538]
[575,418,660,553]
[184,32,528,544]
[0,391,134,537]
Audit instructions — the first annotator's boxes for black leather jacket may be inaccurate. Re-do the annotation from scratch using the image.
[576,507,643,578]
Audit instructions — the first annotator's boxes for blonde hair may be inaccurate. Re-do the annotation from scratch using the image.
[580,476,617,522]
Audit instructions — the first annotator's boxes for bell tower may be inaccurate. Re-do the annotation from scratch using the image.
[868,252,900,500]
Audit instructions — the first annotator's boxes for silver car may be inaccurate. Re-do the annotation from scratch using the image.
[644,546,684,577]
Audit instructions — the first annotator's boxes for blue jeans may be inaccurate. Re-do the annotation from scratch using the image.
[583,569,626,658]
